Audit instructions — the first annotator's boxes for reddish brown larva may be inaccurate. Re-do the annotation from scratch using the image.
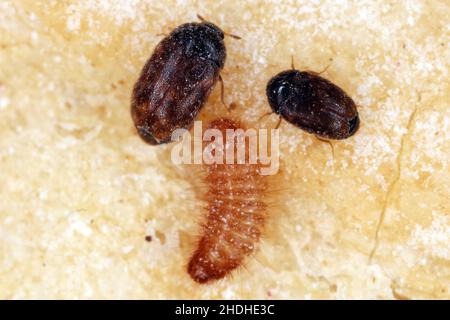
[188,118,268,283]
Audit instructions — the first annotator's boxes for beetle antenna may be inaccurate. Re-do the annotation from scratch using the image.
[224,31,241,40]
[196,14,206,22]
[197,14,241,39]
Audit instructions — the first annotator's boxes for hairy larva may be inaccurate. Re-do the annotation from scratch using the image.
[266,68,360,139]
[131,17,228,145]
[188,118,268,283]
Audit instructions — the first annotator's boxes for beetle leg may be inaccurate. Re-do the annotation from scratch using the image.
[218,74,228,110]
[275,116,282,129]
[258,111,274,122]
[309,63,332,76]
[314,135,335,158]
[259,111,282,129]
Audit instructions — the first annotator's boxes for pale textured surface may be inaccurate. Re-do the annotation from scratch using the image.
[0,0,449,299]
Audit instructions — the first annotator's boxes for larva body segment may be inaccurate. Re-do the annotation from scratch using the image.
[188,118,267,283]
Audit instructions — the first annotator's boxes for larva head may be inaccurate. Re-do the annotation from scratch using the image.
[208,118,239,131]
[172,21,226,69]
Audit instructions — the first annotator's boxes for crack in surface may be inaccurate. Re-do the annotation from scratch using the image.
[368,105,419,263]
[391,281,411,300]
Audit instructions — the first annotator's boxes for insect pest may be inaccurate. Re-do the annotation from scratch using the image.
[131,16,238,145]
[188,118,269,283]
[266,66,360,140]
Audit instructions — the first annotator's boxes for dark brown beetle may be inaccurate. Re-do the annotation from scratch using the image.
[266,67,360,139]
[131,16,233,145]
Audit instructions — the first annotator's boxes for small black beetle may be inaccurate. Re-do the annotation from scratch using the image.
[131,16,230,145]
[266,68,360,139]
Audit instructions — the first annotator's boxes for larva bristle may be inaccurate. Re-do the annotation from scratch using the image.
[188,118,268,284]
